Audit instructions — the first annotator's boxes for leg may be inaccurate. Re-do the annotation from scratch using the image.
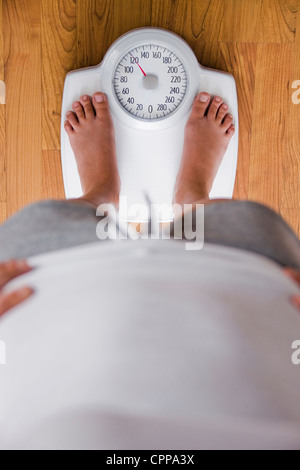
[64,92,120,208]
[0,93,120,260]
[174,93,300,269]
[174,92,234,206]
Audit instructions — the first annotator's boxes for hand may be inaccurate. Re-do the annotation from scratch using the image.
[283,268,300,312]
[0,260,34,318]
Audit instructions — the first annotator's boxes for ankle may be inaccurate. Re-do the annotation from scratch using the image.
[82,188,120,208]
[174,184,210,205]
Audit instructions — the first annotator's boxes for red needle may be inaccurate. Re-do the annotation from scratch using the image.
[137,63,147,77]
[130,53,147,76]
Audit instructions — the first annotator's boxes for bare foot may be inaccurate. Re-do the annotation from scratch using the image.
[64,92,120,207]
[174,93,235,205]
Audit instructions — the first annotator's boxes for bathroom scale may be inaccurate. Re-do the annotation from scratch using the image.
[61,27,239,222]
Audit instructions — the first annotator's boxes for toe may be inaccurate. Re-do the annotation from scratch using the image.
[64,120,74,135]
[216,102,229,124]
[207,96,223,121]
[226,124,235,137]
[80,95,95,120]
[72,101,85,122]
[190,93,210,119]
[221,113,234,131]
[92,92,108,117]
[66,111,79,129]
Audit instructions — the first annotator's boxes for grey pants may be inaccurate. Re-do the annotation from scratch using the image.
[0,200,299,269]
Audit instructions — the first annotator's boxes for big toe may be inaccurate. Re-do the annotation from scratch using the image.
[92,92,109,117]
[190,93,211,119]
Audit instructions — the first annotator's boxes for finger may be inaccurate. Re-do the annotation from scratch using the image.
[282,267,300,284]
[0,260,32,287]
[0,287,34,317]
[291,294,300,312]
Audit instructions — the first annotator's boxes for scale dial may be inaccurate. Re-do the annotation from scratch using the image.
[113,44,188,121]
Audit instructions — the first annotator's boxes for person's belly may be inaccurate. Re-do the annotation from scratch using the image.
[0,240,299,448]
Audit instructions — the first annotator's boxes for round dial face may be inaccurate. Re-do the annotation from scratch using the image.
[113,44,188,120]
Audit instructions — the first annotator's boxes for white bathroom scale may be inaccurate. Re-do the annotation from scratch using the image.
[61,27,239,222]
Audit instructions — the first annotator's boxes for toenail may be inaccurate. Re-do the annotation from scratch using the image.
[199,94,208,102]
[223,104,228,110]
[82,95,88,101]
[74,102,80,107]
[95,94,104,103]
[215,97,222,102]
[66,111,72,116]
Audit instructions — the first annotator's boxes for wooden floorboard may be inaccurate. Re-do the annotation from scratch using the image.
[280,207,300,235]
[248,43,293,213]
[0,103,5,207]
[281,6,300,209]
[219,0,298,43]
[42,150,65,200]
[0,0,6,213]
[0,0,299,236]
[4,0,42,219]
[0,201,5,223]
[41,0,77,151]
[230,43,257,200]
[76,0,152,69]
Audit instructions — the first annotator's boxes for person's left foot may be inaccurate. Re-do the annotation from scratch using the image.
[64,92,120,207]
[174,93,235,205]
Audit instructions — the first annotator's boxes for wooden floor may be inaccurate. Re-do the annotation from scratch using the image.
[0,0,300,236]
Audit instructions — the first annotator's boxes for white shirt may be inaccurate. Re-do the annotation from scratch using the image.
[0,240,300,450]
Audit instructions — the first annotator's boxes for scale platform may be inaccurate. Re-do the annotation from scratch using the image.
[61,28,239,222]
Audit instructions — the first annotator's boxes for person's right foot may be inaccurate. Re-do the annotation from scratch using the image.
[64,92,120,207]
[174,93,235,205]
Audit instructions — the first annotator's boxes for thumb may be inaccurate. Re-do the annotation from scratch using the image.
[282,268,300,286]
